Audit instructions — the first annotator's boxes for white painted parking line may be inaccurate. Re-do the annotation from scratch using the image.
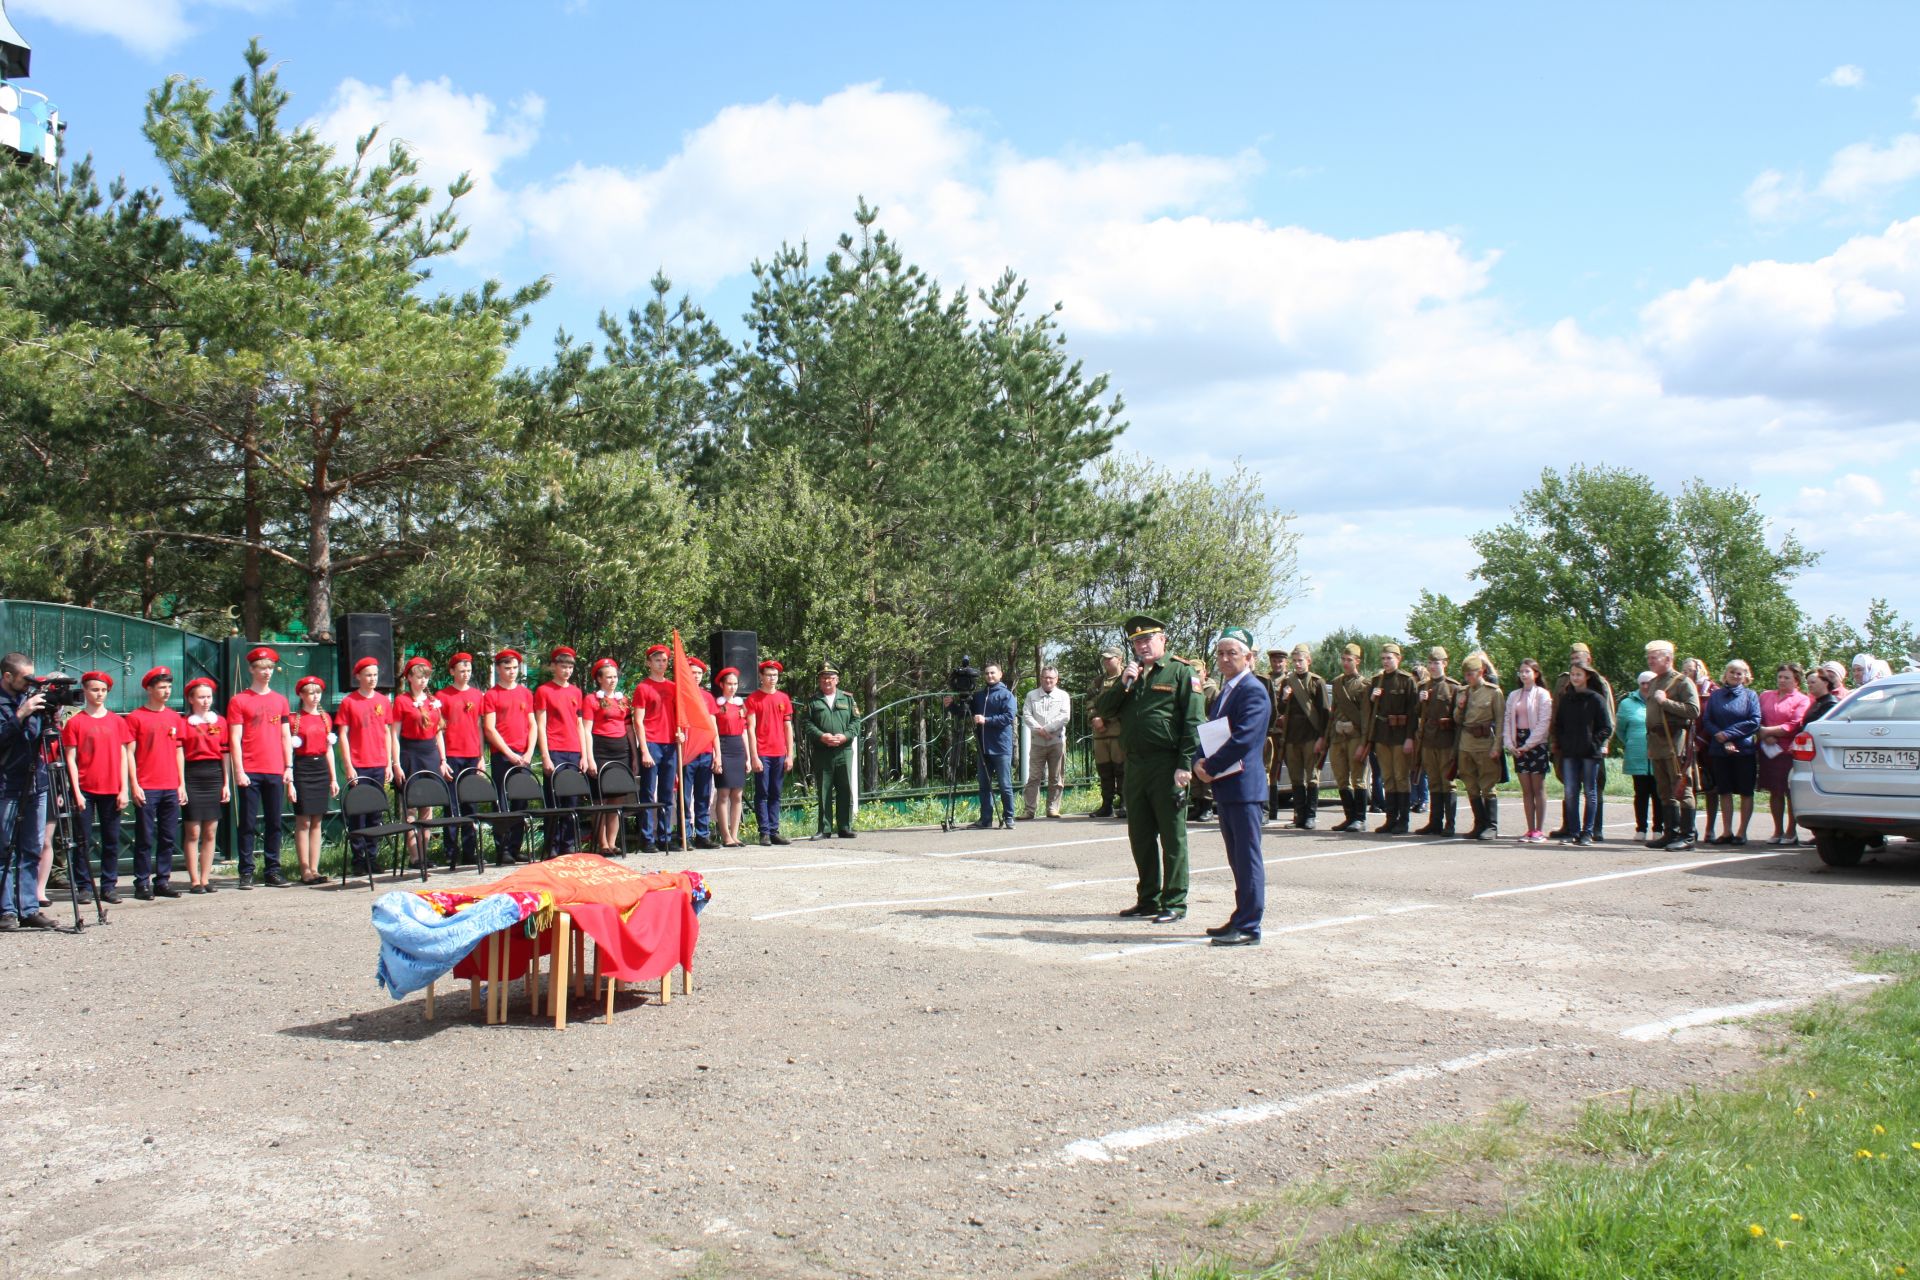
[914,836,1130,860]
[1470,851,1787,899]
[1058,1045,1549,1164]
[1619,973,1893,1041]
[752,888,1030,921]
[703,857,913,874]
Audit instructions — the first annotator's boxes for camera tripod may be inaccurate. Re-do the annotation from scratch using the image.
[939,702,975,833]
[0,751,102,933]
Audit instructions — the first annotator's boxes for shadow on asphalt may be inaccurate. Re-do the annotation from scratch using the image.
[1686,840,1920,888]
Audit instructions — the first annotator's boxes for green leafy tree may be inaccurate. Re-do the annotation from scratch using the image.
[1404,590,1476,671]
[1675,480,1816,669]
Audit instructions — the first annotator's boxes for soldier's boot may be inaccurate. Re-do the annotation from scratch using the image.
[1092,764,1114,818]
[1647,804,1677,849]
[1443,794,1459,837]
[1479,796,1500,841]
[1416,795,1446,835]
[1327,789,1352,832]
[1374,793,1398,834]
[1670,803,1697,851]
[1301,787,1318,831]
[1463,795,1486,840]
[1351,790,1370,831]
[1394,793,1415,835]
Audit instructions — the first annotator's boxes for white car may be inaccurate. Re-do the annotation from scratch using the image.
[1790,671,1920,866]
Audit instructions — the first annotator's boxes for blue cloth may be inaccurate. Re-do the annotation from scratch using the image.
[1700,685,1762,755]
[754,754,787,833]
[0,785,45,918]
[1218,799,1265,934]
[1194,673,1271,804]
[977,752,1014,823]
[1561,757,1602,838]
[372,890,528,999]
[0,686,51,793]
[971,683,1017,758]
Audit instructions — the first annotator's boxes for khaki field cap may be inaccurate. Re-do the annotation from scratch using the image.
[1645,640,1675,656]
[1343,643,1364,659]
[1291,643,1312,659]
[1428,646,1448,661]
[1570,642,1592,656]
[1380,642,1403,657]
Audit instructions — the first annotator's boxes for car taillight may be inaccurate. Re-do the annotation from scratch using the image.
[1789,732,1815,763]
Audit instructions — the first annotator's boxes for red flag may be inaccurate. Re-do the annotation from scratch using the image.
[671,630,717,761]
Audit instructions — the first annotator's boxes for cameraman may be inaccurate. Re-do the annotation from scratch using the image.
[969,663,1018,830]
[0,653,59,929]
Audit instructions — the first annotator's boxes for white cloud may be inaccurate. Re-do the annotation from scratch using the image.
[10,0,270,58]
[1748,128,1920,222]
[1822,64,1866,89]
[1791,473,1885,515]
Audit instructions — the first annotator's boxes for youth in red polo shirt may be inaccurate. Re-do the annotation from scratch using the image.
[745,687,794,758]
[334,688,394,771]
[61,709,130,796]
[483,684,536,756]
[635,677,677,745]
[227,687,292,776]
[182,713,229,762]
[534,681,585,753]
[394,691,445,742]
[437,682,485,758]
[124,705,188,792]
[586,687,631,739]
[290,710,333,757]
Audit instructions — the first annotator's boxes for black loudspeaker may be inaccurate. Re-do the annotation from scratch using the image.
[338,613,396,691]
[709,630,759,688]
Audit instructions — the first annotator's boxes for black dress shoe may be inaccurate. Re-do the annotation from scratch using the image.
[1117,903,1155,918]
[1211,930,1260,947]
[836,830,857,839]
[100,890,124,905]
[1152,909,1186,924]
[237,875,254,890]
[21,912,59,929]
[758,833,772,846]
[155,883,181,898]
[263,872,289,888]
[969,820,994,830]
[769,833,791,846]
[1204,923,1237,937]
[692,836,714,850]
[0,914,16,932]
[133,886,154,901]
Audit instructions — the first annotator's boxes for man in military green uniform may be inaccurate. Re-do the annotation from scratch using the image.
[1327,643,1372,831]
[1263,649,1289,820]
[805,664,860,839]
[1453,652,1505,839]
[1087,647,1128,819]
[1642,639,1700,850]
[1360,642,1421,834]
[1277,643,1331,829]
[1415,646,1464,835]
[1094,615,1204,923]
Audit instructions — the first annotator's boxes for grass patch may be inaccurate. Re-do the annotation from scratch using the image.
[1153,951,1920,1279]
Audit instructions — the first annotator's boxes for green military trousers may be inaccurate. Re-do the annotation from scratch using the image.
[1121,752,1189,912]
[814,751,853,834]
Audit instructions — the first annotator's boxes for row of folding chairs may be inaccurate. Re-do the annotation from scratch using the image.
[340,761,660,889]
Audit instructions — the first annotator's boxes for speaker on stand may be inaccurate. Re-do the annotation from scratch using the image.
[709,630,759,685]
[338,613,396,692]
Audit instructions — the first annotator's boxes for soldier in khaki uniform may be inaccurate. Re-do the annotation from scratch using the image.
[1360,642,1421,834]
[1642,639,1700,850]
[1327,643,1372,831]
[1088,647,1127,819]
[1415,646,1464,835]
[1453,652,1505,839]
[1263,649,1289,820]
[1276,643,1331,829]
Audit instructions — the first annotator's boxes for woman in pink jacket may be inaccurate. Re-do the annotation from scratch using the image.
[1504,658,1554,843]
[1755,662,1811,845]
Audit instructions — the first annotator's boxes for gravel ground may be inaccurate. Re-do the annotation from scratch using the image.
[1,812,1915,1279]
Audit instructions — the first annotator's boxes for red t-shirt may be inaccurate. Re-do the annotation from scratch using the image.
[333,690,393,770]
[585,688,631,738]
[745,689,794,758]
[182,714,229,763]
[227,688,291,775]
[394,692,445,741]
[290,711,334,758]
[62,711,130,796]
[482,684,535,754]
[437,684,485,758]
[634,677,677,744]
[534,682,585,753]
[714,696,749,737]
[124,706,187,791]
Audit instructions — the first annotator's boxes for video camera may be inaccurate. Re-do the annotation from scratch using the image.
[24,673,82,710]
[948,656,979,703]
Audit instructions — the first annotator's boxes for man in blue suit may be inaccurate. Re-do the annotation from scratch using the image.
[1192,627,1272,946]
[969,663,1019,830]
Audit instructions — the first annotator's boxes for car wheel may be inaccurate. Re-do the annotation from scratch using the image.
[1813,828,1867,868]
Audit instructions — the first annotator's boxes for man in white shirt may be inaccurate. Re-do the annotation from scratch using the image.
[1021,666,1071,819]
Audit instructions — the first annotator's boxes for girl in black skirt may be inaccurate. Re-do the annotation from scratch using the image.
[583,659,632,853]
[712,667,751,848]
[289,675,338,885]
[392,656,448,874]
[179,678,230,893]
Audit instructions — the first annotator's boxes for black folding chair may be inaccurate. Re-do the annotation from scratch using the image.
[537,764,596,858]
[498,766,546,863]
[588,760,643,855]
[340,778,414,889]
[458,768,524,872]
[401,771,469,879]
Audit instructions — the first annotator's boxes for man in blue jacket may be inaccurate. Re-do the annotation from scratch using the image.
[970,663,1018,830]
[1193,628,1272,946]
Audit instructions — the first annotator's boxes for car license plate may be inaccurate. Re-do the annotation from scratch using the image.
[1843,748,1920,769]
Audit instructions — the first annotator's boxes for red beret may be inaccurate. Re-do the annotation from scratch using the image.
[589,657,618,679]
[646,644,669,658]
[687,656,708,672]
[141,666,172,688]
[757,660,783,673]
[493,649,523,664]
[549,646,576,662]
[449,652,475,666]
[183,677,216,696]
[402,656,433,675]
[352,655,380,675]
[716,666,739,683]
[80,671,112,689]
[294,675,326,694]
[246,646,279,664]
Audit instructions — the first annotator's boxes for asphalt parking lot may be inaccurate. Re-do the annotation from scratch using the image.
[1,812,1915,1278]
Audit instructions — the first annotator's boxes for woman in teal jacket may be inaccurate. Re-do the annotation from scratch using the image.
[1616,673,1662,838]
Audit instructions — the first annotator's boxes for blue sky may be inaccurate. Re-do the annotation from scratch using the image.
[14,1,1919,654]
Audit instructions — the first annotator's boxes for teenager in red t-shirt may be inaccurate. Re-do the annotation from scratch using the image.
[124,666,188,899]
[436,653,485,868]
[632,644,679,853]
[179,677,229,893]
[335,655,393,875]
[583,657,632,853]
[60,672,130,902]
[745,659,796,845]
[289,675,338,885]
[682,657,720,849]
[482,649,536,863]
[391,656,448,874]
[533,646,586,854]
[228,646,293,888]
[712,667,753,848]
